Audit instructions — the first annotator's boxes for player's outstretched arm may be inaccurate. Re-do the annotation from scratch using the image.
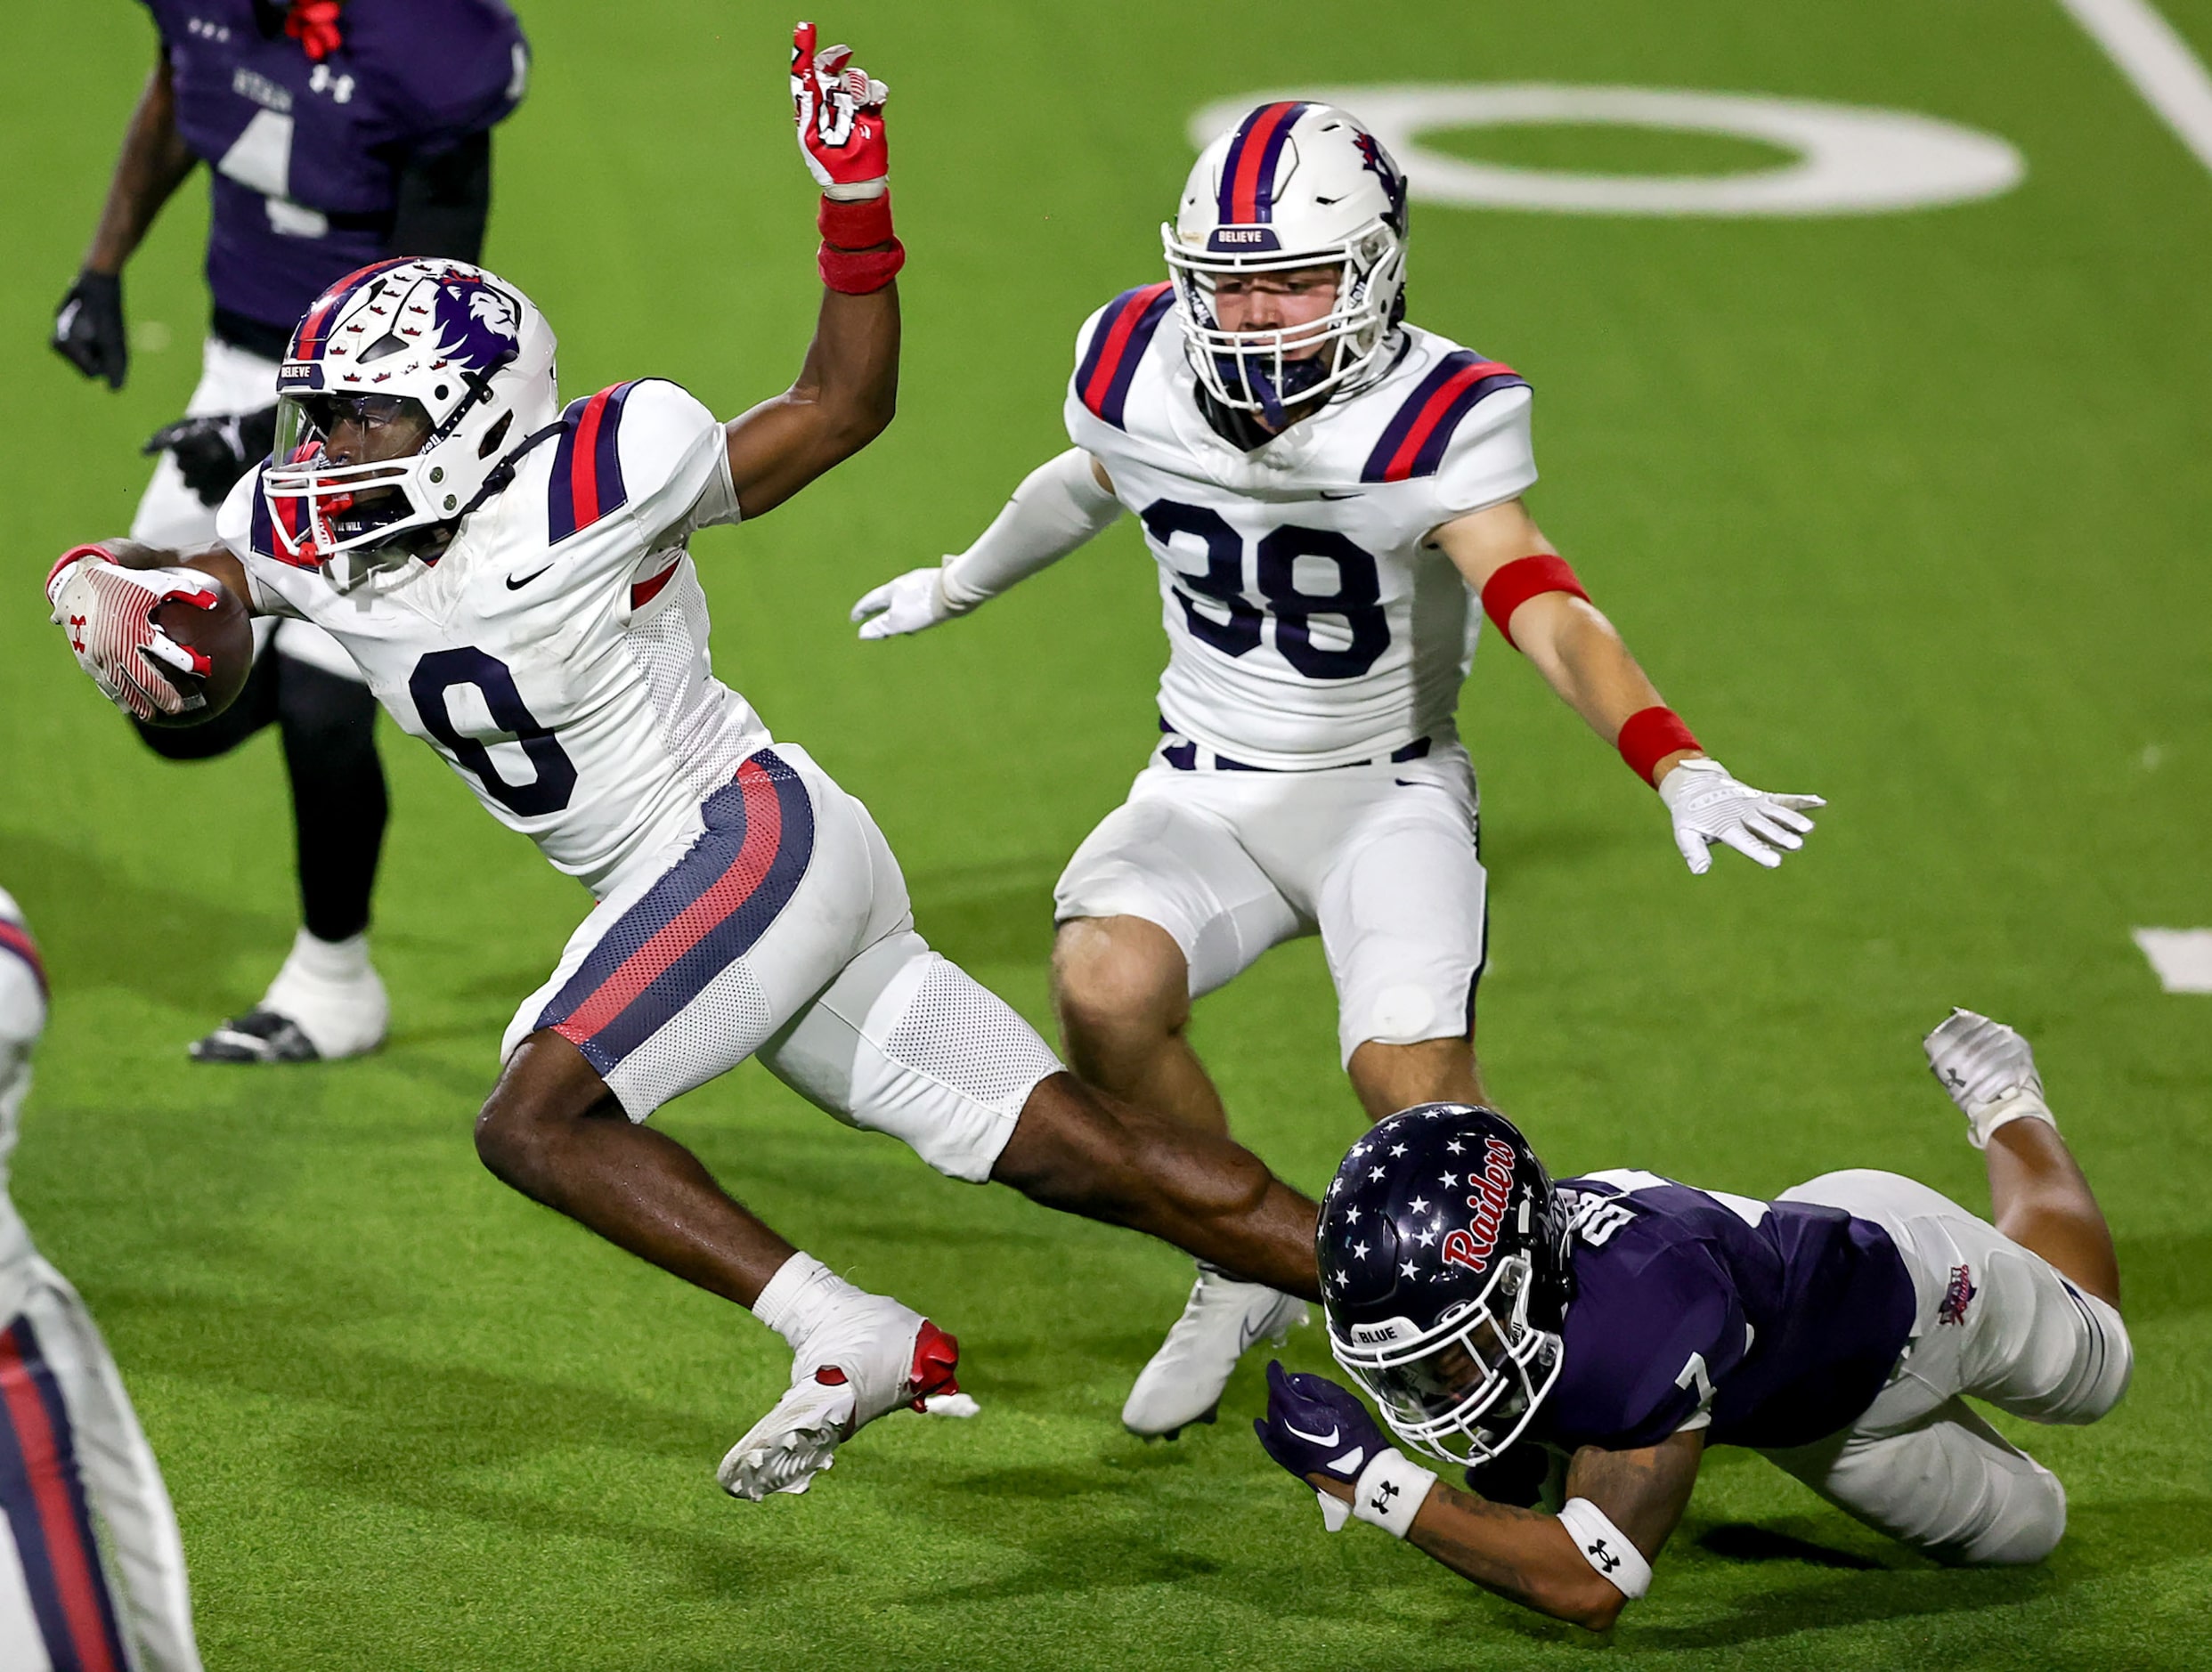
[850,450,1122,638]
[722,25,902,521]
[1434,501,1825,875]
[1256,1364,1701,1631]
[53,51,197,390]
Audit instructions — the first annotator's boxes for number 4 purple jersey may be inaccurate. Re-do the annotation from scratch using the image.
[1533,1172,1918,1454]
[142,0,528,336]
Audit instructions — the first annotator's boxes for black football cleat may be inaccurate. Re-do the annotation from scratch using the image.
[188,1009,321,1064]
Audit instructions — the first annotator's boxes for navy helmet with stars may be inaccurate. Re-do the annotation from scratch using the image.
[1319,1103,1576,1466]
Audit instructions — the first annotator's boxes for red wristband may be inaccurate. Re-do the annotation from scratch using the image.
[45,543,115,596]
[817,191,894,249]
[818,239,905,294]
[1479,554,1589,648]
[1617,706,1701,786]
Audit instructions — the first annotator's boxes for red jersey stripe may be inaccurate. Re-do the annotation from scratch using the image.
[569,388,612,533]
[0,1332,122,1672]
[1381,360,1516,483]
[1081,284,1171,416]
[556,759,785,1036]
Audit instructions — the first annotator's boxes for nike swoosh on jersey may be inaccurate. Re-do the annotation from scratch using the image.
[1318,490,1363,500]
[506,565,553,590]
[1283,1421,1339,1447]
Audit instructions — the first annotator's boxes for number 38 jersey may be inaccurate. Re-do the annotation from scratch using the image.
[1065,286,1539,769]
[218,378,768,897]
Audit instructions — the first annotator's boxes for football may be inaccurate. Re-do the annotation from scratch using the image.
[145,572,254,728]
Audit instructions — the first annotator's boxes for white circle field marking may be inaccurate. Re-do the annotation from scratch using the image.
[1189,85,2025,216]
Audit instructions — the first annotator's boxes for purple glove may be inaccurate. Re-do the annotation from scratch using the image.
[1255,1361,1394,1529]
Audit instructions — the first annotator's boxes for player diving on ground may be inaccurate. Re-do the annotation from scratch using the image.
[40,26,1323,1501]
[850,101,1825,1438]
[1251,1011,2131,1630]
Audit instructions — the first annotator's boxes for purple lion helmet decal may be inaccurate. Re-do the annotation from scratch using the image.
[427,272,525,375]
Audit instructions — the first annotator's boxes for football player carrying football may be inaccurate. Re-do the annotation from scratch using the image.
[1253,1012,2130,1629]
[851,102,1824,1438]
[43,28,1323,1500]
[53,0,533,1065]
[0,890,204,1671]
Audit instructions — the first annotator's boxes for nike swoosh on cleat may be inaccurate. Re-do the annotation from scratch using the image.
[506,565,553,590]
[1283,1421,1339,1446]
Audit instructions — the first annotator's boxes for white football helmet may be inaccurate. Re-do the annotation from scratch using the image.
[264,258,558,588]
[1164,102,1410,426]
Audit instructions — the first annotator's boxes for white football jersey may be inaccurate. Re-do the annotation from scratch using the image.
[220,378,767,896]
[1066,288,1537,767]
[0,887,47,1269]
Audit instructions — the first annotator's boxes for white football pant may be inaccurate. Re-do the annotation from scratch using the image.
[1764,1170,2133,1565]
[1053,739,1486,1067]
[505,743,1063,1181]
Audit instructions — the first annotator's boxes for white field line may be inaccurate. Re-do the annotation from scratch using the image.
[2132,928,2212,993]
[2059,0,2212,175]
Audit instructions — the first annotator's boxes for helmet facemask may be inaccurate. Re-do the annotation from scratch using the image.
[262,259,559,591]
[1330,1250,1565,1467]
[1164,222,1405,428]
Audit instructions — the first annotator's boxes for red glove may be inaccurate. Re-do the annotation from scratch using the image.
[45,547,216,722]
[790,21,889,200]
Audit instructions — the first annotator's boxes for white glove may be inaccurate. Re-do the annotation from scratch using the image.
[46,548,216,722]
[1657,757,1823,875]
[850,564,964,639]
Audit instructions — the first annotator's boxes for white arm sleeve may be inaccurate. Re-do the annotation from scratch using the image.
[939,449,1121,609]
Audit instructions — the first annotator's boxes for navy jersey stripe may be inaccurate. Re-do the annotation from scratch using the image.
[547,380,641,543]
[1075,284,1175,429]
[1361,351,1529,483]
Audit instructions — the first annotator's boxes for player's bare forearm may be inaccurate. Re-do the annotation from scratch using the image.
[84,57,196,275]
[88,538,255,609]
[1518,595,1697,781]
[1435,501,1702,786]
[723,282,899,520]
[1310,1475,1622,1628]
[1314,1430,1700,1631]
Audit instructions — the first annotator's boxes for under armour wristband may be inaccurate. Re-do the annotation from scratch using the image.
[45,544,115,604]
[1616,705,1701,787]
[817,191,904,294]
[1349,1448,1438,1539]
[1479,554,1590,649]
[1557,1497,1653,1600]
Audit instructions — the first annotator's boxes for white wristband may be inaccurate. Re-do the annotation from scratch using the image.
[1349,1448,1438,1539]
[1556,1497,1652,1600]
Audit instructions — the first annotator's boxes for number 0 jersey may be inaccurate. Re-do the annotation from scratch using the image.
[1065,288,1538,769]
[218,378,768,896]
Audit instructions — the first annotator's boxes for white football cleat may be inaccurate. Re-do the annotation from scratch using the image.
[191,929,388,1063]
[1923,1008,2057,1148]
[718,1293,960,1500]
[1121,1263,1307,1440]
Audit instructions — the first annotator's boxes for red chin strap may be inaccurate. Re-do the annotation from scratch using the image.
[286,0,344,62]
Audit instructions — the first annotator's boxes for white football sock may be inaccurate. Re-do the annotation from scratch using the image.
[282,928,372,986]
[752,1253,861,1353]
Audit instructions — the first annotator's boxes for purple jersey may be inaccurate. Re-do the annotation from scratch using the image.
[144,0,526,334]
[1531,1172,1915,1453]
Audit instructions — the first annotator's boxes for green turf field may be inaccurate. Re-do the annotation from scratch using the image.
[4,2,2209,1666]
